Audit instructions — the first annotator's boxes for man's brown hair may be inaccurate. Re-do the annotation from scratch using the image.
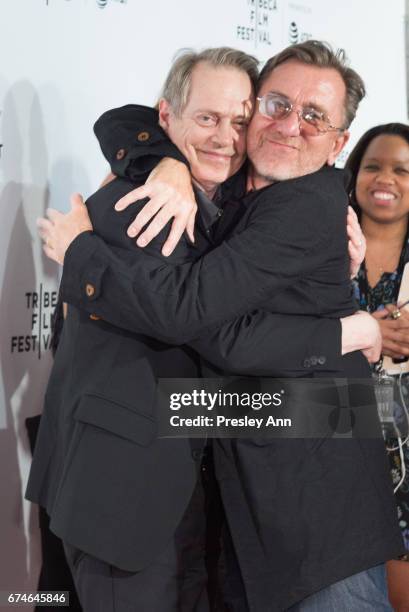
[258,40,366,128]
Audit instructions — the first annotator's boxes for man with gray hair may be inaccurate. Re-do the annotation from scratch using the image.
[27,46,261,612]
[31,42,403,611]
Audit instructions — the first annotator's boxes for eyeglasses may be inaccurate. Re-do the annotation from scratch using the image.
[256,93,345,136]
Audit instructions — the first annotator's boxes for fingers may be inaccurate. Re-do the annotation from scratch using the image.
[384,303,397,314]
[70,192,85,209]
[161,218,190,257]
[348,240,361,273]
[379,322,409,351]
[136,207,184,248]
[347,206,362,232]
[186,208,197,244]
[42,243,60,265]
[127,198,165,238]
[45,207,63,223]
[116,179,196,250]
[36,217,53,237]
[382,338,409,357]
[347,206,359,227]
[115,185,150,211]
[372,308,389,320]
[381,304,409,327]
[347,209,365,245]
[347,208,365,279]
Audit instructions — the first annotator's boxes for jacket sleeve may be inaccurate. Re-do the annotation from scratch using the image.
[61,177,349,344]
[94,104,188,179]
[190,313,342,375]
[63,228,343,374]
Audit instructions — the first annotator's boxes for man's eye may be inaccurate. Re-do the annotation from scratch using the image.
[233,121,249,130]
[196,114,217,127]
[303,108,323,124]
[266,100,288,116]
[363,164,379,171]
[395,167,409,175]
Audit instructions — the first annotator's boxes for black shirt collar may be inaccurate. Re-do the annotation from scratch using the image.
[194,185,223,230]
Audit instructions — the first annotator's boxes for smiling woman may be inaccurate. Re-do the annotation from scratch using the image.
[347,123,409,610]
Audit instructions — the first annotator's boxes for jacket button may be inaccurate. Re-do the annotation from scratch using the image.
[192,449,202,461]
[85,283,95,297]
[137,131,150,142]
[89,314,101,321]
[116,148,126,160]
[318,356,326,365]
[303,358,311,368]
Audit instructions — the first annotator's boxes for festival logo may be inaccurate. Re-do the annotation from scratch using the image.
[285,1,313,44]
[289,21,299,44]
[236,0,279,49]
[10,285,58,359]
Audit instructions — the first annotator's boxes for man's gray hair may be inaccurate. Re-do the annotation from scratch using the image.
[258,40,365,129]
[160,47,259,116]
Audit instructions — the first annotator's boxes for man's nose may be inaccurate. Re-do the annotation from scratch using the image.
[212,120,234,148]
[273,110,301,137]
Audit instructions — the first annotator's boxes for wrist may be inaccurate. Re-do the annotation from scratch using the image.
[341,312,378,354]
[341,315,360,355]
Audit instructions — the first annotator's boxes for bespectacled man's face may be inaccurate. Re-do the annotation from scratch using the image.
[159,61,254,198]
[246,60,350,189]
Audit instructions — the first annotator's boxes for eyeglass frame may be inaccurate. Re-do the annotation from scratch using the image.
[256,92,346,135]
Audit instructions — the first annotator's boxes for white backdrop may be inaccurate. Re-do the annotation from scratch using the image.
[0,0,407,605]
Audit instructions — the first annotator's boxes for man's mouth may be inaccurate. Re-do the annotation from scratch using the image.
[198,150,233,162]
[264,138,299,151]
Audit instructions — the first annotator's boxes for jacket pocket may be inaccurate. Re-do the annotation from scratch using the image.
[74,393,157,447]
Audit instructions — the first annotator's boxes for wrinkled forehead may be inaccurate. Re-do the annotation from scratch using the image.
[257,60,346,121]
[185,63,254,115]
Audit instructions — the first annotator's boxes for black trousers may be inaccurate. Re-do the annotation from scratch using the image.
[64,447,226,612]
[26,415,82,612]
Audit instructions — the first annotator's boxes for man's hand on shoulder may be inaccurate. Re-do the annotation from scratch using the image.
[37,193,93,265]
[114,158,197,256]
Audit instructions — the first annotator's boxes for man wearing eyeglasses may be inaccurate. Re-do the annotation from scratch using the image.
[35,41,404,611]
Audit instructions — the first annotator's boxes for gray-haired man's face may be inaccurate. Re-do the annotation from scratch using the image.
[247,60,350,189]
[159,61,254,199]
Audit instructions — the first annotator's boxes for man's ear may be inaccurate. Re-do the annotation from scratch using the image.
[158,98,172,132]
[327,130,350,166]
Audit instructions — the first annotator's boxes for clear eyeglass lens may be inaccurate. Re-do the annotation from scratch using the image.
[263,96,290,119]
[260,95,333,135]
[301,108,326,131]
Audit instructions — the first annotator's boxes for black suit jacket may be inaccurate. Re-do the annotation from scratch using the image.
[26,130,347,575]
[57,158,404,609]
[26,177,206,571]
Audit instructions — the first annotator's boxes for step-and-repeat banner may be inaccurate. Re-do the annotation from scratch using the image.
[0,0,407,602]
